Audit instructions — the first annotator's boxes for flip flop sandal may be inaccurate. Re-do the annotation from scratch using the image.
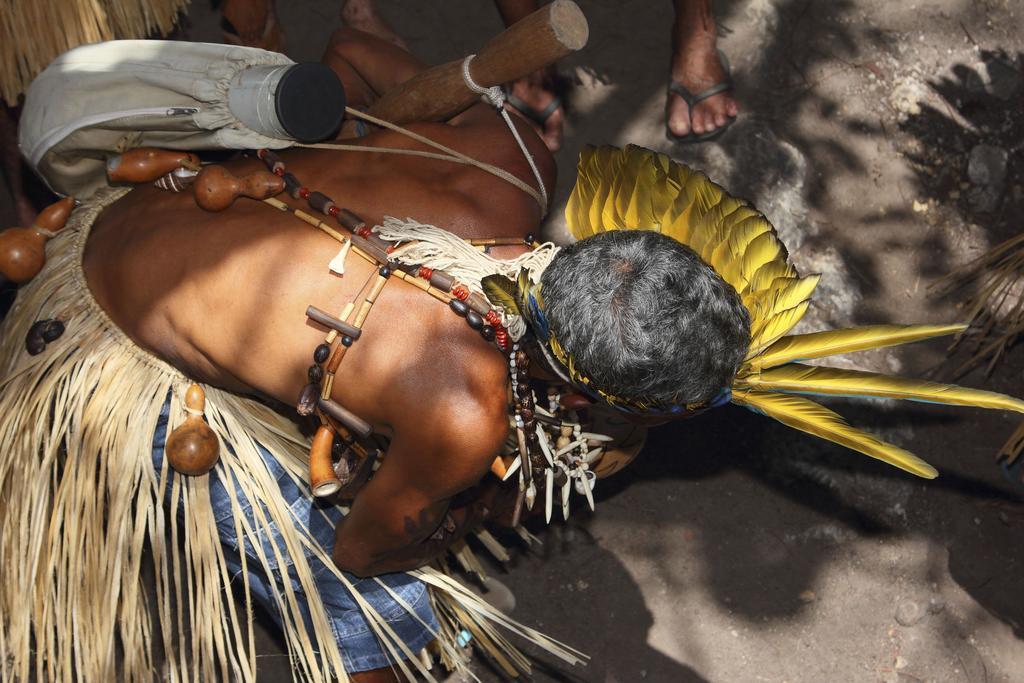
[666,51,737,144]
[503,87,563,128]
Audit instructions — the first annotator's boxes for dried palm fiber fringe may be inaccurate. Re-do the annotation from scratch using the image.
[1,0,189,105]
[0,189,585,681]
[933,231,1024,463]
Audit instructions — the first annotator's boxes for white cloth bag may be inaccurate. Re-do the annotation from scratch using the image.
[19,40,296,198]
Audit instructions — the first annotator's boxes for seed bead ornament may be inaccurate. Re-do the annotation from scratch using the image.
[248,149,537,498]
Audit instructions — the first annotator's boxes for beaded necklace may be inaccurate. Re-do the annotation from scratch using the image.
[161,148,604,522]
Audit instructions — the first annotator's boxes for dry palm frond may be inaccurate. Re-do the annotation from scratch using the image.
[1,0,189,106]
[933,231,1024,462]
[935,232,1024,377]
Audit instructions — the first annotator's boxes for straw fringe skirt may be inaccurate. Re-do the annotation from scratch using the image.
[0,190,582,681]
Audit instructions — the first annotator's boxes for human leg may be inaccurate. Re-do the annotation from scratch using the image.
[322,25,426,109]
[666,0,738,140]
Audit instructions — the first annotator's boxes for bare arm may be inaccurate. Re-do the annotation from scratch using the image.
[331,399,512,577]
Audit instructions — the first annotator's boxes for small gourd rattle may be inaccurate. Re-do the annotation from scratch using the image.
[166,384,220,475]
[192,165,285,211]
[0,197,75,284]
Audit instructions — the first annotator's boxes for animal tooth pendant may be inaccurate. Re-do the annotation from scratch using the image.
[106,147,200,183]
[309,424,341,497]
[193,165,285,211]
[525,481,537,510]
[0,196,75,284]
[166,384,220,475]
[544,468,554,523]
[559,464,571,520]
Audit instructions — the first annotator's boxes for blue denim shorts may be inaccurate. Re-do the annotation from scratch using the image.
[152,398,439,673]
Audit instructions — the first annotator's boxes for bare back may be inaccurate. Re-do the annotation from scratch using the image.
[84,123,542,410]
[83,120,549,575]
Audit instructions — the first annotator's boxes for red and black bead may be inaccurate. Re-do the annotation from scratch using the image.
[308,191,335,215]
[258,149,285,176]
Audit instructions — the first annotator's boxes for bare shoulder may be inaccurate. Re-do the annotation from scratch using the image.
[397,117,555,230]
[383,305,511,484]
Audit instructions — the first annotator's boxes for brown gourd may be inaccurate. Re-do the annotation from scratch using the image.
[0,196,75,284]
[107,148,201,184]
[309,425,341,497]
[166,384,220,475]
[193,165,285,211]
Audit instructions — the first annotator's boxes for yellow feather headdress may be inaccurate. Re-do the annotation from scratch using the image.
[545,144,1024,478]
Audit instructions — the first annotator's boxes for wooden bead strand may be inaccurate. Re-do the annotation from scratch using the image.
[255,148,512,348]
[255,145,526,495]
[166,384,220,475]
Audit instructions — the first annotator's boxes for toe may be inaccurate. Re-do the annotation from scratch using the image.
[691,108,707,134]
[667,96,691,136]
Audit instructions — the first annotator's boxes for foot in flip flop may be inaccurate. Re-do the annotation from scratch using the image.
[504,66,565,153]
[666,40,739,143]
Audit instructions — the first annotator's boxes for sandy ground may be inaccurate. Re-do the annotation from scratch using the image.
[2,0,1024,681]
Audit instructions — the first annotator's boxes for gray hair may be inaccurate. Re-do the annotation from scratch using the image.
[539,231,750,406]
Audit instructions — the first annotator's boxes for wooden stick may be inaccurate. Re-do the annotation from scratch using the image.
[306,305,362,339]
[367,0,588,124]
[319,399,373,439]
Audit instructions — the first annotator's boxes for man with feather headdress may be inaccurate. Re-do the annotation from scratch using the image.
[4,23,1024,683]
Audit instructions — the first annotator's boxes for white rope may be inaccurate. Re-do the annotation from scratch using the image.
[305,107,544,211]
[461,54,549,213]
